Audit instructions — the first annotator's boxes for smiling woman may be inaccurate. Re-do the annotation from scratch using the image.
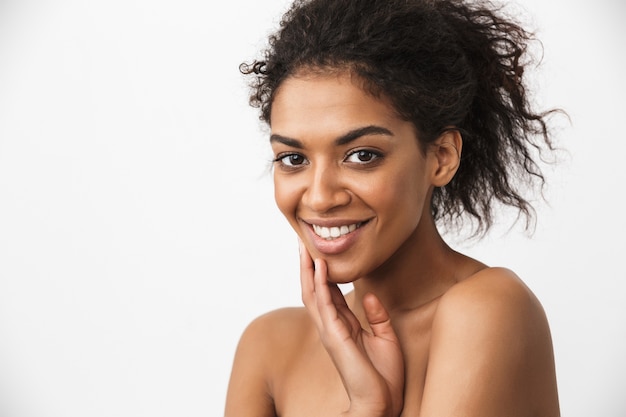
[270,74,442,283]
[225,0,561,416]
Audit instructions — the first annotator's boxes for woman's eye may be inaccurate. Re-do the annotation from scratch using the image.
[345,150,380,164]
[275,153,308,167]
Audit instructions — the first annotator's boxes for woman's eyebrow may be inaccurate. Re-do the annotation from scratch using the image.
[270,125,394,148]
[269,134,304,148]
[335,125,394,146]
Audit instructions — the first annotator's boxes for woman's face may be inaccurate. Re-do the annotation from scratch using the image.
[270,72,438,283]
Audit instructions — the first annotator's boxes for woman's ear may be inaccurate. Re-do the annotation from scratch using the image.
[430,130,462,187]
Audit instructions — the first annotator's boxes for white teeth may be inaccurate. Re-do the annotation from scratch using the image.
[312,223,361,240]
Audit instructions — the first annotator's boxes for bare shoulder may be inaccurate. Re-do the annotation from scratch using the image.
[433,266,553,362]
[225,307,312,417]
[234,306,312,369]
[422,267,560,417]
[246,306,311,343]
[437,266,545,325]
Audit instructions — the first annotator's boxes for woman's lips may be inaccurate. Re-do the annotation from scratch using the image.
[303,220,370,255]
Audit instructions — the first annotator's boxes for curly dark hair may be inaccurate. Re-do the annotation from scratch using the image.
[240,0,560,237]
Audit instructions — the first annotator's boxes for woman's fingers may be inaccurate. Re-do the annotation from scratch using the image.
[298,251,404,415]
[299,239,322,328]
[363,292,398,343]
[298,238,314,296]
[299,241,347,337]
[312,259,358,335]
[362,292,405,415]
[312,259,375,375]
[311,259,343,334]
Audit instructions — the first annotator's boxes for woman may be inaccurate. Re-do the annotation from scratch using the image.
[225,0,561,415]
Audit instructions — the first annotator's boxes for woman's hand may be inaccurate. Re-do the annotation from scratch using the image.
[299,241,405,417]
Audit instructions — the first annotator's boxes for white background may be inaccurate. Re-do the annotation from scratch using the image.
[0,0,624,416]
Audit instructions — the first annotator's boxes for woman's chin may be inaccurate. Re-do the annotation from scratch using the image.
[324,264,363,284]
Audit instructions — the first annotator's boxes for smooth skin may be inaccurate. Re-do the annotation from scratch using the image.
[224,71,560,417]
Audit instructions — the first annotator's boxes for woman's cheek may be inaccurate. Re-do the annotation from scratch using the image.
[274,179,300,224]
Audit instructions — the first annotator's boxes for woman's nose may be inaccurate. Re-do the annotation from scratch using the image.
[302,165,351,213]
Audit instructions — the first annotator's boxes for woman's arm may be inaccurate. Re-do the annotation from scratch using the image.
[420,267,560,417]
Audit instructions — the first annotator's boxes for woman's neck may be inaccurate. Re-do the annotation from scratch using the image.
[348,213,465,317]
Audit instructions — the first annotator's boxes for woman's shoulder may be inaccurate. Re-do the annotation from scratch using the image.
[438,266,544,321]
[228,307,314,390]
[434,266,550,340]
[422,267,559,415]
[432,265,557,376]
[226,307,314,416]
[236,306,314,360]
[244,306,312,339]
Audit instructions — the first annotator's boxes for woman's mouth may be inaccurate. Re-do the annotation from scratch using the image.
[304,219,371,256]
[311,222,364,240]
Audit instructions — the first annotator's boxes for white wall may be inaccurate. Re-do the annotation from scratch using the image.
[0,0,623,416]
